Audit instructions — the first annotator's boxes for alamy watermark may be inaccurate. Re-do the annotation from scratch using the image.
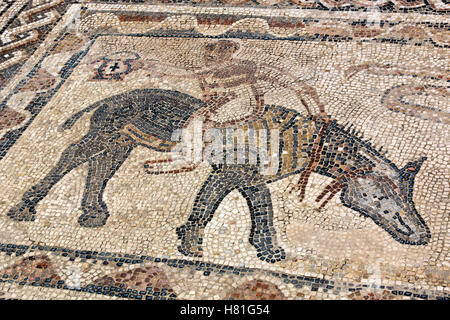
[151,120,283,176]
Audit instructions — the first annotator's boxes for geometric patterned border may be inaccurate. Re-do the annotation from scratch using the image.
[0,0,448,89]
[1,243,448,300]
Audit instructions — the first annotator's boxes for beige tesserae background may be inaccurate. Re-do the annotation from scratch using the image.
[0,9,448,296]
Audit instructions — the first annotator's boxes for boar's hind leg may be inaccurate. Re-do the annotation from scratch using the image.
[7,132,112,222]
[78,141,134,228]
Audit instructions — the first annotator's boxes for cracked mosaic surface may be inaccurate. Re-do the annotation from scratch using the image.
[0,1,448,300]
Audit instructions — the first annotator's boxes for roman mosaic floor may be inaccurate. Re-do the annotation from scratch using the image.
[0,1,448,300]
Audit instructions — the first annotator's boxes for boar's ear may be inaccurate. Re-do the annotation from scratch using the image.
[399,157,426,183]
[340,184,359,211]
